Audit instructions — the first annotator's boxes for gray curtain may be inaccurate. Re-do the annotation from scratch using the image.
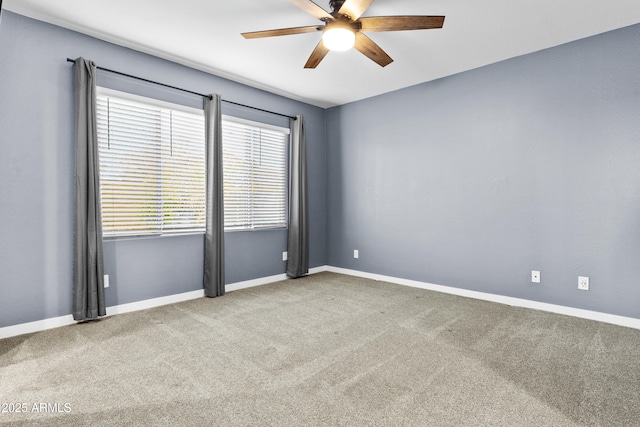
[286,115,309,278]
[73,57,106,321]
[203,94,225,297]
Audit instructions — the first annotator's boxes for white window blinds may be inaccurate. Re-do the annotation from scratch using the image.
[96,89,206,237]
[96,89,289,237]
[222,118,288,230]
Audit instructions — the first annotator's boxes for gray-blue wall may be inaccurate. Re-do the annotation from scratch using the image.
[327,23,640,319]
[0,11,327,327]
[2,10,640,329]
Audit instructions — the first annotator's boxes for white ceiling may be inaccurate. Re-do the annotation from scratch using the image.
[5,0,640,108]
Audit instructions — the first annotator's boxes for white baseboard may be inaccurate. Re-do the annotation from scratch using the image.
[0,289,210,340]
[0,266,330,340]
[3,264,636,339]
[106,289,205,316]
[225,265,327,292]
[0,315,77,340]
[327,266,640,330]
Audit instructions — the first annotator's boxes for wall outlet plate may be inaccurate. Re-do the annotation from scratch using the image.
[578,276,589,290]
[282,251,287,261]
[104,274,110,288]
[531,270,540,283]
[354,249,359,259]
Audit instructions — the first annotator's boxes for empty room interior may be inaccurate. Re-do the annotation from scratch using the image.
[1,0,640,425]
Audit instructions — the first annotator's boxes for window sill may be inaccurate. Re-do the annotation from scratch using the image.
[103,226,288,241]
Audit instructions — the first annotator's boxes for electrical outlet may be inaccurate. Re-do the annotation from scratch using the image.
[104,274,110,288]
[354,249,359,259]
[578,276,589,291]
[531,270,540,283]
[282,251,287,261]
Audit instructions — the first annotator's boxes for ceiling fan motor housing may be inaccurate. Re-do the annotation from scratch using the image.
[325,18,360,31]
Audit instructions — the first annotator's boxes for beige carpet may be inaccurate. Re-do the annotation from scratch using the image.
[1,272,639,426]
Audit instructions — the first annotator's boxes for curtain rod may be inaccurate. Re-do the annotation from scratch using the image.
[66,58,296,120]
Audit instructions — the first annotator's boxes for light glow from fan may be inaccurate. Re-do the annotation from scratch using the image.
[322,26,356,51]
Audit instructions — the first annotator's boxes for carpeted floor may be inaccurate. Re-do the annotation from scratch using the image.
[1,272,639,426]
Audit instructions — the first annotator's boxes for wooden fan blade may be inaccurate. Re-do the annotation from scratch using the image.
[359,16,445,32]
[289,0,334,21]
[242,25,323,39]
[354,32,393,67]
[304,40,330,68]
[337,0,374,21]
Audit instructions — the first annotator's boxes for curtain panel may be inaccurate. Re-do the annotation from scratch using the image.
[286,115,309,278]
[73,57,106,321]
[203,94,225,297]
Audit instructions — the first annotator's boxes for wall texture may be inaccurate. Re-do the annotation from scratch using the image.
[326,23,640,319]
[0,11,327,327]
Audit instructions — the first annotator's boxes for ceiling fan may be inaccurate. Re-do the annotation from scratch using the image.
[241,0,445,68]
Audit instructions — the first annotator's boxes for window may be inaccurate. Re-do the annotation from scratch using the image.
[97,89,206,237]
[96,89,288,237]
[222,118,289,230]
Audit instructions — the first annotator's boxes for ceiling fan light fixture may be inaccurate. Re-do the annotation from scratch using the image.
[241,0,445,68]
[322,25,356,51]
